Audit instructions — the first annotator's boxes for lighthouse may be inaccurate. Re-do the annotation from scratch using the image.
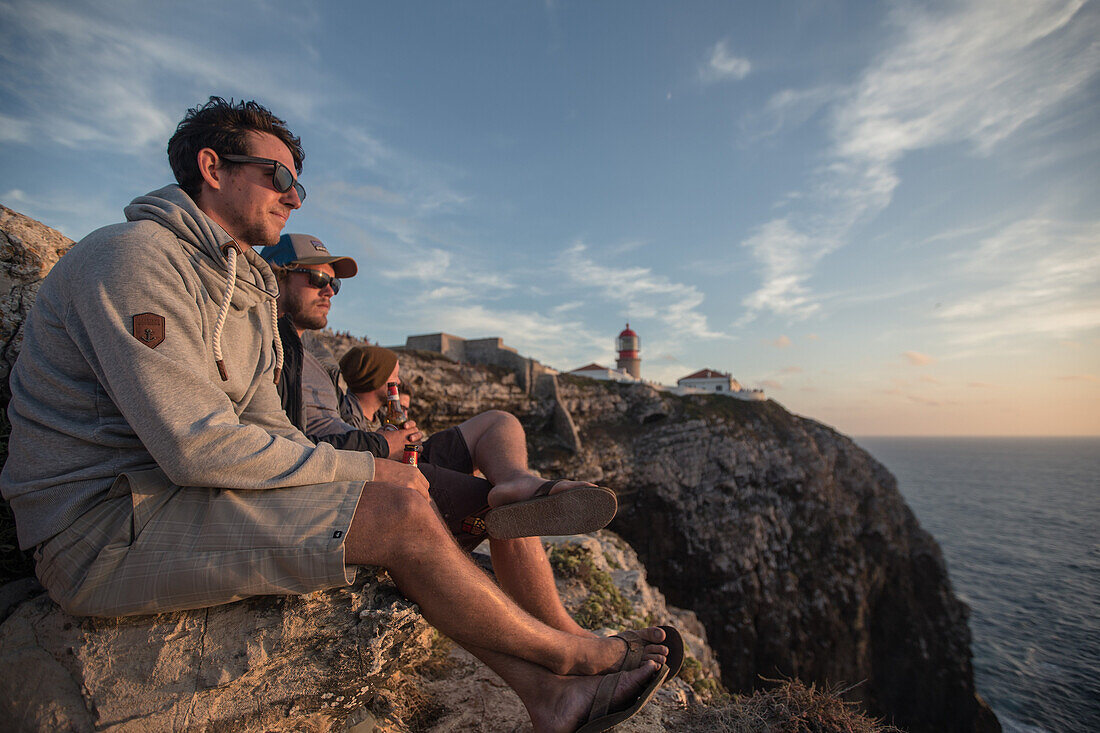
[616,323,641,379]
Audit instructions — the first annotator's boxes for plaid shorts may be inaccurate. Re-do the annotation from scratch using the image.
[35,468,363,617]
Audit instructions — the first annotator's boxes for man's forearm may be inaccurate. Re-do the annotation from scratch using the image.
[313,429,389,458]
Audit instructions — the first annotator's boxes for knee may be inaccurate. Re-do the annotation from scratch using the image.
[483,409,521,432]
[363,482,437,527]
[347,482,446,564]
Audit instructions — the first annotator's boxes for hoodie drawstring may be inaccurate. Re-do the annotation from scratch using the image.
[212,242,241,381]
[270,298,283,384]
[212,241,284,384]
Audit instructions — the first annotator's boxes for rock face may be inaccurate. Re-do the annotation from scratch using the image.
[0,205,73,412]
[0,570,434,732]
[390,354,999,733]
[0,533,723,732]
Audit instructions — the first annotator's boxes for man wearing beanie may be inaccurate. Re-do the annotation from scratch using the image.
[263,232,631,626]
[337,345,398,430]
[263,232,621,538]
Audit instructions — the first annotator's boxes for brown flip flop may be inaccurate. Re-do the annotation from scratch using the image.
[574,663,669,733]
[484,480,617,539]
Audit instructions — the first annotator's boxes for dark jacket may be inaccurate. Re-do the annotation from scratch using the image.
[276,316,390,458]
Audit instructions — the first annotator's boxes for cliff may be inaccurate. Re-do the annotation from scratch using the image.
[0,205,997,731]
[390,350,999,732]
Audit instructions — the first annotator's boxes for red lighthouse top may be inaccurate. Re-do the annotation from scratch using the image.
[617,323,639,359]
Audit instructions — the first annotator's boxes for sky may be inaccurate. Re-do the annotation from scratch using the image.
[1,0,1097,436]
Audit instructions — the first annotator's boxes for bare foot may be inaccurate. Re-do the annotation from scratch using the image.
[487,474,596,508]
[567,627,668,676]
[531,661,663,733]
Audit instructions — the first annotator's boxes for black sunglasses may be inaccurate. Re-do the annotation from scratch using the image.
[220,154,307,202]
[286,267,340,294]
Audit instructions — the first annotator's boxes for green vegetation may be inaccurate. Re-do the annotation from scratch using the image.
[679,655,729,704]
[548,545,640,630]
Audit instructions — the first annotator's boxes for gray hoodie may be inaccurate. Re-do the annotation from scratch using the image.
[1,186,374,550]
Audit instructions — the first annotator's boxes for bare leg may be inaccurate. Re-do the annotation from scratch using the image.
[344,482,664,675]
[456,410,593,506]
[490,536,593,637]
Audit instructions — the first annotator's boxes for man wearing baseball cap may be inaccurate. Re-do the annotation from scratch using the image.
[262,232,625,629]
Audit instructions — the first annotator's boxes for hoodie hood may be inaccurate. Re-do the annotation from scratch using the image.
[124,184,283,383]
[123,185,279,300]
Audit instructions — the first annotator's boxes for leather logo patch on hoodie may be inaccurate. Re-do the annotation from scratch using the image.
[132,313,165,349]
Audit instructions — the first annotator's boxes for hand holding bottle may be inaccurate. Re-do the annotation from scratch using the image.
[378,420,422,458]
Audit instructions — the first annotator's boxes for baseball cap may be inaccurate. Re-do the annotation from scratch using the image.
[260,233,358,278]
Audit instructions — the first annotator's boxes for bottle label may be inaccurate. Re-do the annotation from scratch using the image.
[402,444,422,465]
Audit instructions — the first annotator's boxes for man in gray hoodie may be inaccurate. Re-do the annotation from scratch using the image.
[1,97,679,732]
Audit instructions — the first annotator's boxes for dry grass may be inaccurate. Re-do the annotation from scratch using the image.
[668,678,905,733]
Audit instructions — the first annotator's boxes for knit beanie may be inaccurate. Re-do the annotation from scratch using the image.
[340,346,399,394]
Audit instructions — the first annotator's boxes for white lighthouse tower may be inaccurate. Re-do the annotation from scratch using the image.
[615,323,641,379]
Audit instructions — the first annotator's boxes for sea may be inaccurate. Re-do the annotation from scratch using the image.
[857,437,1100,733]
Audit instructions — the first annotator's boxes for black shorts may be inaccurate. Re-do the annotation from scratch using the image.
[418,427,490,551]
[421,426,475,474]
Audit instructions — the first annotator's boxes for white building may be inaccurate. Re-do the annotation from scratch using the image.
[567,363,639,383]
[675,368,766,400]
[677,368,742,393]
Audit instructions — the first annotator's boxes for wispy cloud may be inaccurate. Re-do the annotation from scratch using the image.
[882,388,944,407]
[738,0,1098,321]
[700,41,751,83]
[768,335,792,349]
[937,218,1100,343]
[0,0,323,152]
[376,244,515,302]
[1058,374,1100,383]
[558,242,726,340]
[903,351,935,366]
[1,187,116,239]
[740,85,839,141]
[740,219,829,318]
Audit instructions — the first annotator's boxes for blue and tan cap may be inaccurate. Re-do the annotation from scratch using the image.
[260,233,358,278]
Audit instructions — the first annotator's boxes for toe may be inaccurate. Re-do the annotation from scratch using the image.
[635,626,666,644]
[547,479,598,495]
[644,644,668,664]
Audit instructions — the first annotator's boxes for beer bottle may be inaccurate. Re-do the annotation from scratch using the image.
[402,443,422,466]
[382,381,408,430]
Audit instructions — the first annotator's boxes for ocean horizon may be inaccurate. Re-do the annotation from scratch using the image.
[857,436,1100,733]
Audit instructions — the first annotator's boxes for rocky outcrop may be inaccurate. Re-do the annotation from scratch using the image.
[386,353,999,732]
[0,532,725,732]
[0,205,73,412]
[1,206,74,583]
[0,570,433,731]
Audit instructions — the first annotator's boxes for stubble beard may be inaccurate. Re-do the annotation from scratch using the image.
[285,290,329,332]
[235,220,282,249]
